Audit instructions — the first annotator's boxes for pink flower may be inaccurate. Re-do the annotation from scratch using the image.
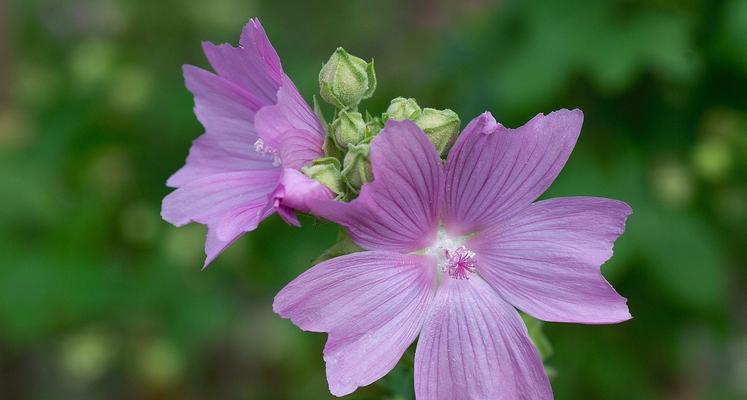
[274,110,632,399]
[161,19,330,267]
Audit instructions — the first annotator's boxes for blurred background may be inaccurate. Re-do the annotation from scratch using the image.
[1,0,746,399]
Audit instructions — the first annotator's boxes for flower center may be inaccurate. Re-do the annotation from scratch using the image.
[443,246,477,280]
[422,227,477,280]
[253,138,282,167]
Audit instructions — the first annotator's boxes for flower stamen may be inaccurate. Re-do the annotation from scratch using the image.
[443,246,477,280]
[254,138,282,166]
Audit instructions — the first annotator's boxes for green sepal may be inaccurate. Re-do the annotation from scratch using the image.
[323,133,344,161]
[362,59,377,99]
[311,229,363,265]
[319,80,347,110]
[520,312,554,360]
[365,111,384,137]
[301,157,345,198]
[313,95,330,133]
[341,142,372,193]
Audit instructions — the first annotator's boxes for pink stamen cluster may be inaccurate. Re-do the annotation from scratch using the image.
[443,246,477,280]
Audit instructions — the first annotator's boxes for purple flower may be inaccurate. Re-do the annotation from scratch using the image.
[274,110,632,399]
[161,19,330,267]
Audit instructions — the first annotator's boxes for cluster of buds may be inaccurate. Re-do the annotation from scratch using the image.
[385,97,460,156]
[306,47,461,199]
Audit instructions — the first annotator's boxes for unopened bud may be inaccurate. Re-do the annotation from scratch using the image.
[415,108,460,156]
[385,97,421,121]
[365,112,384,137]
[319,47,376,109]
[302,157,345,197]
[331,110,367,149]
[342,143,373,191]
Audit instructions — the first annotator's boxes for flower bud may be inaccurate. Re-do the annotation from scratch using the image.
[331,110,367,149]
[385,97,421,121]
[365,112,384,137]
[342,143,373,191]
[301,157,345,197]
[366,117,384,137]
[319,47,376,109]
[415,108,460,156]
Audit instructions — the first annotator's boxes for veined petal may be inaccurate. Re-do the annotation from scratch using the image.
[254,76,325,168]
[166,130,278,188]
[469,197,632,324]
[161,169,280,266]
[169,66,278,187]
[277,128,324,170]
[183,64,265,130]
[278,168,331,211]
[253,104,290,152]
[311,120,443,252]
[161,169,279,227]
[275,77,324,139]
[204,224,247,268]
[202,19,282,105]
[415,277,552,400]
[214,201,274,243]
[443,109,583,235]
[239,18,282,81]
[273,251,437,397]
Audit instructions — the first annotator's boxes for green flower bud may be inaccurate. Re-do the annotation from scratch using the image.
[342,143,373,191]
[301,157,345,197]
[366,117,384,137]
[365,111,384,137]
[331,110,367,149]
[385,97,421,121]
[415,108,460,156]
[319,47,376,109]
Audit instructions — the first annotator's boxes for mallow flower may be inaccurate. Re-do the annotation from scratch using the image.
[274,110,632,399]
[161,19,329,266]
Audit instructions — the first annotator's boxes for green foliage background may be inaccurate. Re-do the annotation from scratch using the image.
[1,0,746,398]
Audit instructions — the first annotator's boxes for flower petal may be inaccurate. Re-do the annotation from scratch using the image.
[166,130,276,188]
[161,169,280,265]
[168,64,278,188]
[201,18,282,105]
[239,18,282,80]
[277,128,325,170]
[162,169,279,228]
[254,76,325,168]
[214,201,274,244]
[183,64,265,130]
[311,120,443,252]
[276,168,331,213]
[263,168,332,227]
[415,277,552,400]
[443,109,583,235]
[203,224,244,268]
[469,196,632,324]
[273,251,437,397]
